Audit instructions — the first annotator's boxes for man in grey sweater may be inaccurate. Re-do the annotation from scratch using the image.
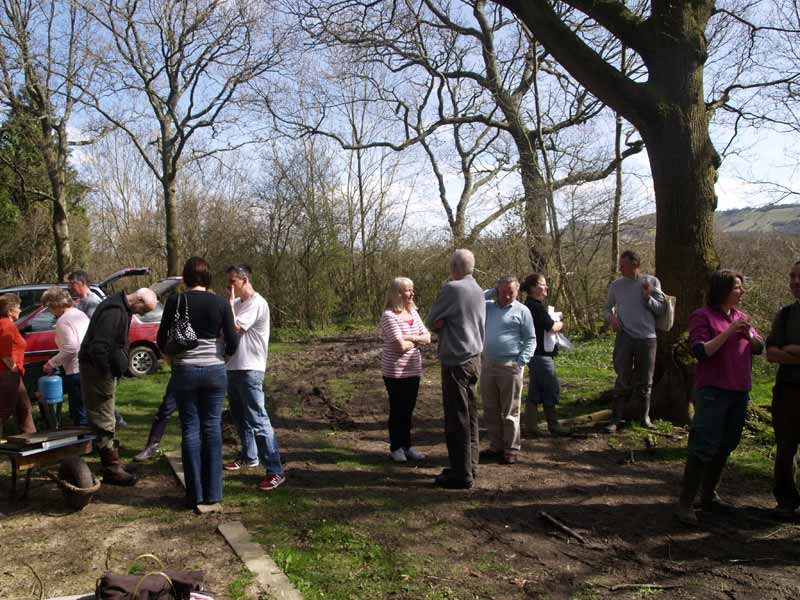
[426,249,486,489]
[604,249,667,432]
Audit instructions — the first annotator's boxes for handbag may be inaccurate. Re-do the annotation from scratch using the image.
[655,293,676,332]
[96,569,206,600]
[96,554,206,600]
[164,293,199,355]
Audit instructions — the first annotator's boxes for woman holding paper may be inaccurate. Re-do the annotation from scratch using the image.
[521,273,570,436]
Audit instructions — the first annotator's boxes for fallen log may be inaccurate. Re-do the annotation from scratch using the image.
[558,409,612,427]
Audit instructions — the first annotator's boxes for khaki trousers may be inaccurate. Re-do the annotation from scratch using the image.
[481,360,524,452]
[80,360,117,451]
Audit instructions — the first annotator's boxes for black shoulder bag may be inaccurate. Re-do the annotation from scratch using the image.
[164,293,199,355]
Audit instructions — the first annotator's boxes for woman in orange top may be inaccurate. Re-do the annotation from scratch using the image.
[0,293,35,434]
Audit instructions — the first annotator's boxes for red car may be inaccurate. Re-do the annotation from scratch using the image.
[16,277,182,377]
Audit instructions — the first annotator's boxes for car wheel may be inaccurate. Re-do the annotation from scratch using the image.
[128,345,158,377]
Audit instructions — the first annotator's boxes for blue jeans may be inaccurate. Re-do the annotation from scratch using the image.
[63,372,87,426]
[687,386,749,463]
[172,364,227,505]
[227,370,283,475]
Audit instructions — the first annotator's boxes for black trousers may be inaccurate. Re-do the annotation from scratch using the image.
[773,382,800,509]
[384,376,420,451]
[441,356,481,482]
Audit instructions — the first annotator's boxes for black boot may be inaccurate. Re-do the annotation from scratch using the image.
[674,455,705,526]
[604,394,623,433]
[133,442,160,462]
[698,454,734,512]
[99,447,137,486]
[544,405,571,436]
[134,425,162,462]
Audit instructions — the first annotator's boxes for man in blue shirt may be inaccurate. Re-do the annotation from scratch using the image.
[480,276,536,464]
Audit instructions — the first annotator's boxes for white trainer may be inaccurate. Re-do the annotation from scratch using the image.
[390,448,407,462]
[404,447,426,461]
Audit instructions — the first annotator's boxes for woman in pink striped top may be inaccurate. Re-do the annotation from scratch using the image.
[381,277,431,463]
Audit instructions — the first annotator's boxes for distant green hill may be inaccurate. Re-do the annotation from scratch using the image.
[618,204,800,239]
[714,204,800,235]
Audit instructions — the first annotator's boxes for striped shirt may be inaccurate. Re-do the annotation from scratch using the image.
[381,309,429,378]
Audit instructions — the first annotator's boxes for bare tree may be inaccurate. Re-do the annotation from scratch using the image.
[80,0,283,274]
[495,0,799,421]
[0,0,98,278]
[284,0,643,267]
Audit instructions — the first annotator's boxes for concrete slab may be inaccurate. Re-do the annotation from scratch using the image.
[165,451,185,488]
[218,521,302,600]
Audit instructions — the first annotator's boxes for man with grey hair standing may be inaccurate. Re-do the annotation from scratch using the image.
[427,249,486,489]
[79,287,157,486]
[480,276,536,464]
[604,250,666,432]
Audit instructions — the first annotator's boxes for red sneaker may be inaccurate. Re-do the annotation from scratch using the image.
[257,473,286,491]
[224,459,259,471]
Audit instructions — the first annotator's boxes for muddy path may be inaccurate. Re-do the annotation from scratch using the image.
[265,334,800,599]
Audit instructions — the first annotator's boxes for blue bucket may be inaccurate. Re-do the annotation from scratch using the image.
[38,375,63,404]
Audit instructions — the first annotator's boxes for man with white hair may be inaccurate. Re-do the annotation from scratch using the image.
[79,287,157,486]
[427,249,486,489]
[480,276,536,465]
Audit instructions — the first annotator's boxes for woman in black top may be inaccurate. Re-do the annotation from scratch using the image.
[521,273,570,436]
[157,257,238,511]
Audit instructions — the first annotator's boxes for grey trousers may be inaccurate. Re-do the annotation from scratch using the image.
[481,361,524,452]
[80,360,117,451]
[612,330,657,420]
[442,356,481,482]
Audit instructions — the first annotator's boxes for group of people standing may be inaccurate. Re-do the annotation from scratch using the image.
[380,249,800,524]
[150,258,285,511]
[3,249,800,522]
[380,249,574,489]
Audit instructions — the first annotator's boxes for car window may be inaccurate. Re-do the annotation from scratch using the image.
[138,301,164,323]
[27,308,57,332]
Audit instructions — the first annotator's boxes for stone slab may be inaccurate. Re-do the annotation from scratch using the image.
[218,520,302,600]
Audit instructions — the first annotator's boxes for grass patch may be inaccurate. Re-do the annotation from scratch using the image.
[269,523,422,600]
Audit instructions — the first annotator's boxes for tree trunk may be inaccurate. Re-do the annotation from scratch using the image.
[641,99,719,424]
[39,123,72,280]
[610,112,622,286]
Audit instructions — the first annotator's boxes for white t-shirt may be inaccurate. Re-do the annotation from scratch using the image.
[225,292,270,372]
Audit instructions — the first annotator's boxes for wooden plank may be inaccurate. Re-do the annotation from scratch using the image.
[6,428,90,445]
[11,441,93,471]
[218,521,303,600]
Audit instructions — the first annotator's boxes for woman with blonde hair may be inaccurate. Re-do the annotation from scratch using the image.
[380,277,431,462]
[0,293,36,434]
[42,286,90,426]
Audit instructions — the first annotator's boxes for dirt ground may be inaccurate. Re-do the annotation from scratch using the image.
[2,333,800,599]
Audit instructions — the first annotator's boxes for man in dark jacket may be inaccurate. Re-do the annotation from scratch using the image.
[79,288,157,485]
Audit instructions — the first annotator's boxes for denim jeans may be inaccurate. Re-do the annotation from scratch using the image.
[172,364,227,505]
[687,386,749,463]
[63,372,88,426]
[227,370,283,475]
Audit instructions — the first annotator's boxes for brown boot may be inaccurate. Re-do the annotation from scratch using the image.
[99,447,137,487]
[522,403,544,438]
